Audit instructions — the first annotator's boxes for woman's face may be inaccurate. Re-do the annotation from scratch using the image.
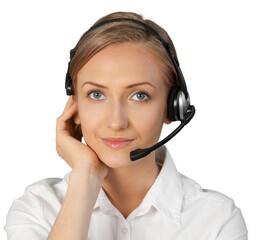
[75,42,171,168]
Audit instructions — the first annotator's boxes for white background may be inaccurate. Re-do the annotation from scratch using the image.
[1,0,257,239]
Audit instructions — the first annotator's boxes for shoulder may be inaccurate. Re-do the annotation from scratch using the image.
[178,173,248,237]
[179,173,235,206]
[19,172,70,207]
[12,171,71,207]
[4,172,70,231]
[23,172,70,200]
[179,172,238,213]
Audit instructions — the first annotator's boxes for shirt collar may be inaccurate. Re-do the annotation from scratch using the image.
[152,146,183,225]
[93,146,183,225]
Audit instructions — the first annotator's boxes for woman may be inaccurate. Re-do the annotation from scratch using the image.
[4,11,248,239]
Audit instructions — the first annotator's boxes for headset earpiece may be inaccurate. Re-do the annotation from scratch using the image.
[167,86,190,122]
[167,86,179,121]
[65,73,74,95]
[65,61,74,95]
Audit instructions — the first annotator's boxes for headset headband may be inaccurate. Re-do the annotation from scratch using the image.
[66,18,189,99]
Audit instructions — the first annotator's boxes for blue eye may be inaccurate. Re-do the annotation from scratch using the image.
[87,91,104,100]
[131,92,151,102]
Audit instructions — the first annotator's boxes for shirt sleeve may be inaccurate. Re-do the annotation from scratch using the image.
[216,207,248,240]
[4,191,50,240]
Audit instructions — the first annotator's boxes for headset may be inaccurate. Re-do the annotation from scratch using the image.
[65,18,196,162]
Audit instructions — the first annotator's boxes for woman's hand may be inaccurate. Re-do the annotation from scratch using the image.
[56,96,108,179]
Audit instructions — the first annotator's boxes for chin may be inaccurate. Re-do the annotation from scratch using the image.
[97,150,134,169]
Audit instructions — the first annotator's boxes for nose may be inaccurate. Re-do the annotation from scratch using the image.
[106,100,129,130]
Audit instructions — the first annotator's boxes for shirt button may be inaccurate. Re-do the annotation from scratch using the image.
[121,228,128,235]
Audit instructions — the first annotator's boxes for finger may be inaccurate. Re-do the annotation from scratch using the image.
[59,96,78,121]
[61,101,78,120]
[56,103,78,133]
[62,96,74,114]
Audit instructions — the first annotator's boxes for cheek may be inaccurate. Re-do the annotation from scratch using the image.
[78,105,103,142]
[132,102,165,143]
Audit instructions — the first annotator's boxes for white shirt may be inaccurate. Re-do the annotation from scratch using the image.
[4,146,248,239]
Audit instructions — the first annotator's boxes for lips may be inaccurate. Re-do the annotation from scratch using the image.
[101,137,134,149]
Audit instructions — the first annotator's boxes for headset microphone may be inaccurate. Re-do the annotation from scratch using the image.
[130,105,195,161]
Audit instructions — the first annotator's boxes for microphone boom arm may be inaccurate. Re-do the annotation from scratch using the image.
[130,105,195,161]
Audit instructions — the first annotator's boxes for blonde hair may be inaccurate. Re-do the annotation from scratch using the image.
[69,11,179,160]
[69,11,179,97]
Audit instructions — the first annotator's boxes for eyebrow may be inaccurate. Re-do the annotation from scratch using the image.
[81,81,156,89]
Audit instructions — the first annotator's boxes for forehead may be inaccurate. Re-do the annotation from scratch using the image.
[77,42,166,89]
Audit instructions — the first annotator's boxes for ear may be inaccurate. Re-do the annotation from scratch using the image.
[163,111,172,124]
[163,115,172,125]
[72,96,81,125]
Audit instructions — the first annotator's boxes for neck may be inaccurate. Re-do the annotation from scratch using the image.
[101,152,161,216]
